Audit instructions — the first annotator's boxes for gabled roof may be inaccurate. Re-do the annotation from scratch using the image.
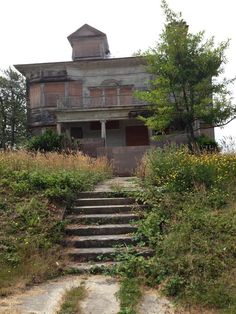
[67,24,106,41]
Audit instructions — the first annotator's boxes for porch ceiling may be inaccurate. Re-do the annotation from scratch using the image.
[56,106,134,122]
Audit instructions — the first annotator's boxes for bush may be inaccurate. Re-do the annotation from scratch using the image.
[142,145,236,193]
[195,135,219,152]
[27,129,63,152]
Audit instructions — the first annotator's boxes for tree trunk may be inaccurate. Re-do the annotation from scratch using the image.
[11,119,15,147]
[186,123,199,153]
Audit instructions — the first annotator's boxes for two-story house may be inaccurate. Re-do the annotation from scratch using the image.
[14,24,214,174]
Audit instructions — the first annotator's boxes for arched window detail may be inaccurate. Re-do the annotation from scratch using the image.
[100,79,120,87]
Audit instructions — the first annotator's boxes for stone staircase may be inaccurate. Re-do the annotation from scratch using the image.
[64,191,149,271]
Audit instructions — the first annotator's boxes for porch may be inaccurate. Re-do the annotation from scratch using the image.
[56,118,150,175]
[58,118,150,151]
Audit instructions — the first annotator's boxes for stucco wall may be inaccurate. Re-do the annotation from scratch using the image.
[97,145,151,176]
[25,58,151,131]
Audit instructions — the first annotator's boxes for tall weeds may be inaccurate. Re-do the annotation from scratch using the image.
[121,146,236,313]
[0,150,112,295]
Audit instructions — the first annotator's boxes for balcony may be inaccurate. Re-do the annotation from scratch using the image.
[56,94,146,110]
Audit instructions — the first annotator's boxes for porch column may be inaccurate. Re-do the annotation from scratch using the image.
[100,120,107,146]
[57,122,62,135]
[148,127,152,143]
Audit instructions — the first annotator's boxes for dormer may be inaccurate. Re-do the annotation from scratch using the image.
[67,24,110,61]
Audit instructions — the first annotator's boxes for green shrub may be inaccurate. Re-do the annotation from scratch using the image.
[142,146,236,193]
[27,129,63,152]
[195,135,219,152]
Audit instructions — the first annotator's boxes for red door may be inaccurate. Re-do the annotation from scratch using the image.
[125,125,149,146]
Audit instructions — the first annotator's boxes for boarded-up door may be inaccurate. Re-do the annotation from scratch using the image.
[125,125,149,146]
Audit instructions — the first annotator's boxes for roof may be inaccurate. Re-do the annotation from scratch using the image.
[67,24,106,41]
[14,56,146,76]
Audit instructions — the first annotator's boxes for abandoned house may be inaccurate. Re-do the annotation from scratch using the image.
[14,24,214,174]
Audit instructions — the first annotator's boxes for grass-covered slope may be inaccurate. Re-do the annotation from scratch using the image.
[118,147,236,313]
[0,151,112,296]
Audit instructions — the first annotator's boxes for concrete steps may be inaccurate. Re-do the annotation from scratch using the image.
[67,261,119,272]
[64,192,150,271]
[65,234,135,248]
[67,247,151,262]
[76,197,134,206]
[70,204,136,215]
[66,213,139,224]
[66,224,137,236]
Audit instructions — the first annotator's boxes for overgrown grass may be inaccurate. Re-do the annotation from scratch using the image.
[118,146,236,313]
[117,277,142,314]
[57,284,87,314]
[0,150,111,201]
[0,150,112,295]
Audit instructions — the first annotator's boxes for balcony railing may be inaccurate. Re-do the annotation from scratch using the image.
[55,94,146,110]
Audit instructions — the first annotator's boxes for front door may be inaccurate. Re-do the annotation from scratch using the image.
[125,125,149,146]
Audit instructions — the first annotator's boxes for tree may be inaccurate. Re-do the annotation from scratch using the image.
[0,67,26,148]
[136,0,236,150]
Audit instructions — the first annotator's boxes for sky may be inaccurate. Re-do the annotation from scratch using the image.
[0,0,235,144]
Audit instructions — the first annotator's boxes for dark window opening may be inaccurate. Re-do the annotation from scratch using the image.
[90,120,119,131]
[71,127,83,139]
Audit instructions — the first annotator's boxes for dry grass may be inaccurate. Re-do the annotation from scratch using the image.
[0,150,112,174]
[0,246,64,297]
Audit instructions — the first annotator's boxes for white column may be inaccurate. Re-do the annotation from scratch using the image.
[57,123,62,135]
[100,120,107,146]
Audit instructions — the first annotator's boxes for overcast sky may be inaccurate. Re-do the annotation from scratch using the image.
[0,0,235,143]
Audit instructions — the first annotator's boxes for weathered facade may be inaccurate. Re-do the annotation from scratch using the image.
[15,24,214,174]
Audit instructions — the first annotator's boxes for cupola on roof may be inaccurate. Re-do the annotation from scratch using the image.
[67,24,110,61]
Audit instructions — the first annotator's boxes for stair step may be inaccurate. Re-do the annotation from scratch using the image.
[67,247,116,262]
[78,191,118,198]
[65,234,134,248]
[67,261,119,273]
[66,247,152,262]
[65,224,138,236]
[76,197,134,206]
[66,213,139,224]
[70,205,136,215]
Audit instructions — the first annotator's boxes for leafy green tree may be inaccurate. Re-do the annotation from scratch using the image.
[136,0,236,150]
[0,67,26,148]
